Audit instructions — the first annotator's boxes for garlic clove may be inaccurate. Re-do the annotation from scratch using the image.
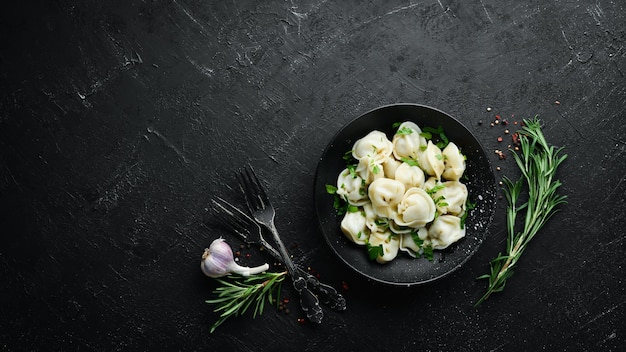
[200,238,269,278]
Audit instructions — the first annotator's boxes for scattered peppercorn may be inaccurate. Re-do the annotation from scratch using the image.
[497,137,503,142]
[511,132,520,144]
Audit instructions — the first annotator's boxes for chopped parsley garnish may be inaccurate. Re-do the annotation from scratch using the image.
[410,230,424,248]
[366,242,384,261]
[374,218,390,230]
[347,204,359,213]
[460,198,477,229]
[426,184,446,195]
[433,195,449,207]
[400,157,420,167]
[342,150,355,162]
[422,244,434,261]
[422,125,449,149]
[396,126,413,135]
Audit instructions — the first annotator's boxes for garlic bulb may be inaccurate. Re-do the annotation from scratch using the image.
[200,238,269,278]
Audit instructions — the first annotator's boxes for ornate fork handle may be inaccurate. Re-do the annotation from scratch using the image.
[255,236,345,311]
[252,224,345,311]
[304,274,346,311]
[265,222,324,323]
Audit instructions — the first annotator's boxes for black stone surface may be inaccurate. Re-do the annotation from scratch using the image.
[1,1,625,351]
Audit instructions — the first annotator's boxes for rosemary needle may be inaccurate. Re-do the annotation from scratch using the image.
[206,271,287,333]
[475,116,567,307]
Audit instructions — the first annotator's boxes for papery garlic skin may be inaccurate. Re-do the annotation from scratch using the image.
[201,238,269,278]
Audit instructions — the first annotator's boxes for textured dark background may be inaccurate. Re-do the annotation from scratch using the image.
[1,0,625,351]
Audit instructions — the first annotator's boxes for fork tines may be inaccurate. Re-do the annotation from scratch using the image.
[238,164,271,212]
[210,197,255,241]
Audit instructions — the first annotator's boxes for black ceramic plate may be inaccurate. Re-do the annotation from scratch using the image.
[314,104,497,286]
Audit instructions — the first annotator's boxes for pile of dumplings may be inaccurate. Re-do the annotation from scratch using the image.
[336,121,469,263]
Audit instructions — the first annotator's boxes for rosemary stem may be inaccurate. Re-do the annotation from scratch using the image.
[475,116,566,308]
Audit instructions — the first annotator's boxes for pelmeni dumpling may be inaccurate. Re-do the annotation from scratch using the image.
[356,157,385,185]
[442,142,466,181]
[423,177,439,193]
[399,227,428,257]
[389,220,412,234]
[392,122,427,160]
[418,140,445,180]
[362,202,382,233]
[394,187,436,228]
[382,157,402,179]
[352,131,393,163]
[368,230,400,263]
[340,211,369,245]
[432,181,468,216]
[336,168,369,206]
[394,162,425,190]
[368,178,405,218]
[428,215,465,249]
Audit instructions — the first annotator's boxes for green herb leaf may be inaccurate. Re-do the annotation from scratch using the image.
[325,184,337,194]
[422,126,449,148]
[396,126,413,135]
[347,164,358,178]
[400,157,420,167]
[423,244,434,261]
[347,204,360,213]
[366,243,384,261]
[460,198,476,229]
[342,150,355,161]
[427,184,446,195]
[410,230,424,248]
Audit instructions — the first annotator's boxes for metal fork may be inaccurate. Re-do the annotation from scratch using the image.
[210,196,346,311]
[238,164,324,324]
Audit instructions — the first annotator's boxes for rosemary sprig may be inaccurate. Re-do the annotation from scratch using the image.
[206,271,287,333]
[475,116,567,307]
